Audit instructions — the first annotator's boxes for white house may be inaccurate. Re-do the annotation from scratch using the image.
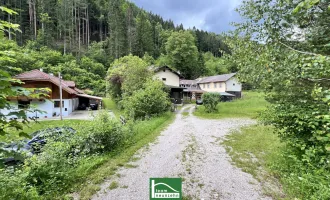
[1,69,102,119]
[152,66,185,104]
[180,73,242,100]
[197,73,242,97]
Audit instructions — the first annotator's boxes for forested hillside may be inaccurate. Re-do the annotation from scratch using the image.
[0,0,232,95]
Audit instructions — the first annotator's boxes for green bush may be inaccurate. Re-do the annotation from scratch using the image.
[80,111,127,153]
[0,111,127,198]
[202,93,220,113]
[123,79,171,119]
[0,169,40,200]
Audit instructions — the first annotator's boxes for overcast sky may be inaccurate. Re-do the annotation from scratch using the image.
[131,0,243,33]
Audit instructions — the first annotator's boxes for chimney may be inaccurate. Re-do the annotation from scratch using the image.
[40,68,43,72]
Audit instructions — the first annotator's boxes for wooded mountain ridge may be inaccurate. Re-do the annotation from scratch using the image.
[0,0,229,59]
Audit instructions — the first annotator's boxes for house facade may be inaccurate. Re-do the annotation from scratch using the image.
[153,66,185,104]
[1,69,102,119]
[180,73,242,100]
[179,80,204,101]
[198,73,242,97]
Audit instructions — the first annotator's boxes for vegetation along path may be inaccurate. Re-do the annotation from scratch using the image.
[92,105,270,200]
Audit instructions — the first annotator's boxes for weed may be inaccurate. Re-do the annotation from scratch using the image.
[108,181,119,190]
[125,164,138,168]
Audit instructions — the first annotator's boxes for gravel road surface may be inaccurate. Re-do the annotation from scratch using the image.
[92,105,271,200]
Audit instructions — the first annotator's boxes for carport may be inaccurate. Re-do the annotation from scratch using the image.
[220,92,236,102]
[77,94,103,110]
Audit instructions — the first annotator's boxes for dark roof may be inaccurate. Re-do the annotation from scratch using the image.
[14,69,83,95]
[180,79,197,85]
[198,73,236,84]
[220,92,236,97]
[165,85,186,89]
[151,66,184,78]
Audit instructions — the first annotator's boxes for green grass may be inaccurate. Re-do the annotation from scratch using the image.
[193,91,268,119]
[102,98,122,117]
[76,112,175,200]
[108,181,119,190]
[222,125,285,199]
[223,124,330,199]
[1,120,90,142]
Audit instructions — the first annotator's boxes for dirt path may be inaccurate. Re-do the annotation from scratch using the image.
[92,105,271,200]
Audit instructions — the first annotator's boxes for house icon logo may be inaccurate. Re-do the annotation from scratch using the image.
[150,178,182,200]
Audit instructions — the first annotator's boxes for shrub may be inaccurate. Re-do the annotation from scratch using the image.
[202,93,220,113]
[122,79,171,119]
[0,169,40,200]
[2,111,127,198]
[80,111,127,153]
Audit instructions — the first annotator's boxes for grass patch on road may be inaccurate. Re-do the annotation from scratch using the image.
[77,112,175,200]
[222,125,284,199]
[194,91,268,119]
[223,124,330,199]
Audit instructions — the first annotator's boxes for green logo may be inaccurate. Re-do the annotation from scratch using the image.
[150,178,182,200]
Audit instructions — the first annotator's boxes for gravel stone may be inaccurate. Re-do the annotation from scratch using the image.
[92,105,271,200]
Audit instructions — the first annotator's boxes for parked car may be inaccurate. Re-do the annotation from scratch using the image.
[90,103,98,110]
[1,127,76,166]
[196,99,203,105]
[78,103,87,110]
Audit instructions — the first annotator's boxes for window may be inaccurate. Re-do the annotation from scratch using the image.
[18,100,30,109]
[214,83,217,88]
[54,101,64,108]
[207,84,210,88]
[233,83,236,86]
[203,84,205,88]
[219,83,222,88]
[163,69,166,72]
[162,78,166,81]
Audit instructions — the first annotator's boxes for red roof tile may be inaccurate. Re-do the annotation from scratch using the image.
[64,81,75,87]
[14,69,79,94]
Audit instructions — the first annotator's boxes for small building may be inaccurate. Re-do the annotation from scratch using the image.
[153,66,185,104]
[1,69,102,119]
[198,73,242,98]
[180,79,204,101]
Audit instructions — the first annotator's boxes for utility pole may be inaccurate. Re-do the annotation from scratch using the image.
[58,72,63,120]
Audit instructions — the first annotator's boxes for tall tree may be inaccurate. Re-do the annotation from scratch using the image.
[108,0,127,59]
[230,0,330,165]
[165,30,200,79]
[135,11,153,57]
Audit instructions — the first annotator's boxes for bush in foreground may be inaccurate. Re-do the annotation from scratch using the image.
[0,111,127,198]
[202,92,220,113]
[123,79,171,119]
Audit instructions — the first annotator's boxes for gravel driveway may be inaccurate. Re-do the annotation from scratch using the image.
[92,105,271,200]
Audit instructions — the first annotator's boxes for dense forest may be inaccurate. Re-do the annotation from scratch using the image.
[0,0,232,95]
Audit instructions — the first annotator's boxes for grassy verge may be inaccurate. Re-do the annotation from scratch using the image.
[75,112,175,200]
[102,98,122,117]
[1,120,89,142]
[222,124,330,199]
[194,91,268,119]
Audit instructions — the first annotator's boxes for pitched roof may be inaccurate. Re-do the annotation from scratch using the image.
[151,65,184,78]
[180,79,197,85]
[14,69,83,94]
[64,81,75,87]
[198,73,237,84]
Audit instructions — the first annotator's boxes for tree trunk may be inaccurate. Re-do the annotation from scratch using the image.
[33,0,37,39]
[64,0,67,55]
[87,7,89,46]
[78,7,81,56]
[8,13,11,40]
